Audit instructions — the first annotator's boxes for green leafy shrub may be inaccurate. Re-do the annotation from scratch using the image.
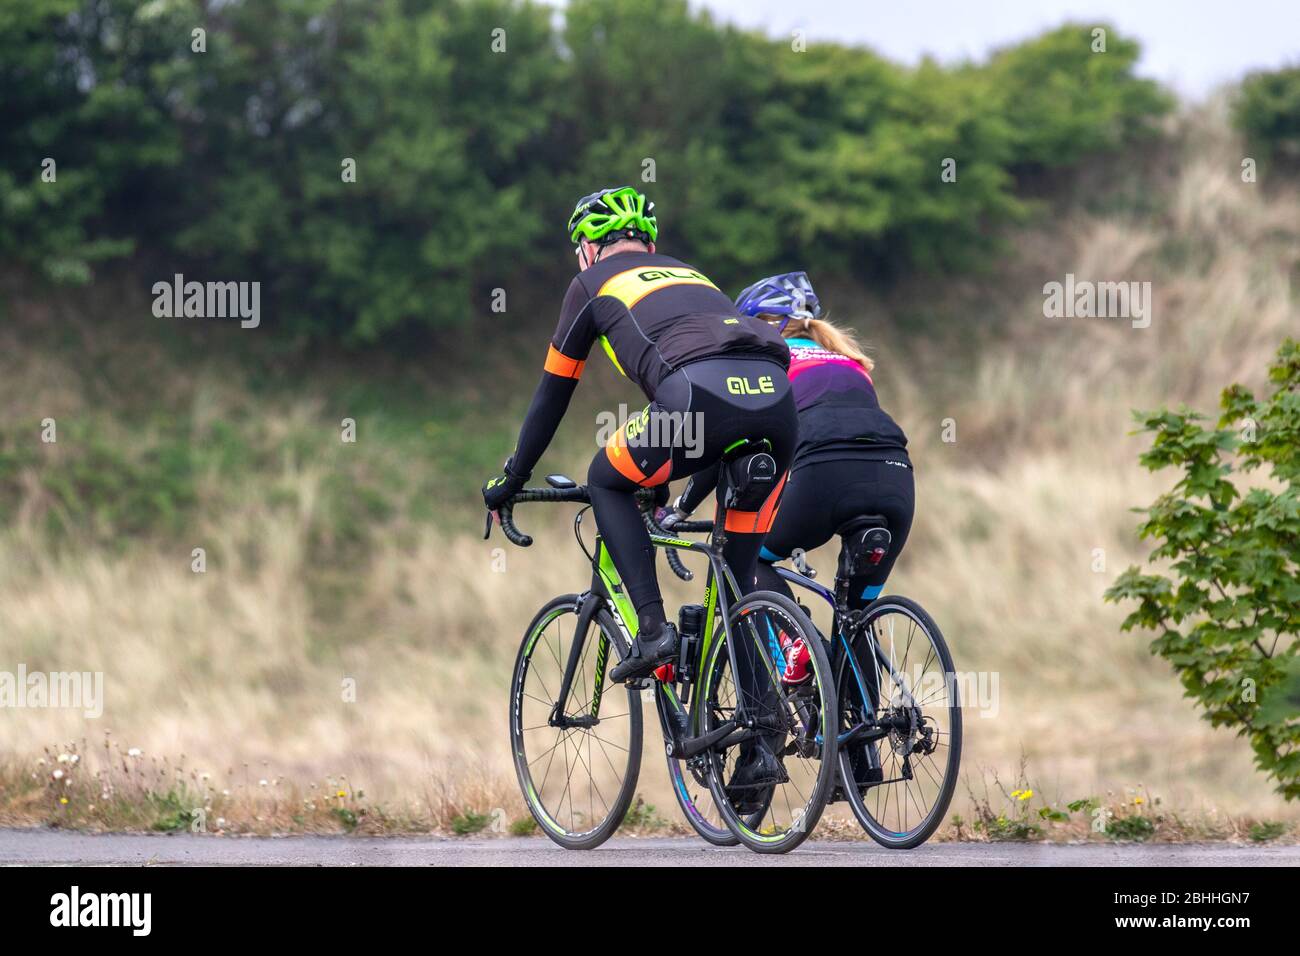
[508,815,539,836]
[979,24,1172,169]
[148,789,203,832]
[450,810,492,835]
[1248,820,1289,842]
[1234,66,1300,164]
[1107,339,1300,800]
[620,795,666,830]
[331,806,360,831]
[1105,814,1155,842]
[0,0,186,283]
[1,1,1173,344]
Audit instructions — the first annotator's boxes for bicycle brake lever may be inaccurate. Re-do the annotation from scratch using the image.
[483,510,494,540]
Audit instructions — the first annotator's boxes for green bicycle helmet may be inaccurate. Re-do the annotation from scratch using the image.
[567,186,658,245]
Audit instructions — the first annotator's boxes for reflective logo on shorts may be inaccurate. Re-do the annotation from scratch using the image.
[726,375,775,396]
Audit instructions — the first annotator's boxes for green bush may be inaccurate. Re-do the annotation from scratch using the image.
[0,0,183,283]
[450,809,492,835]
[1,0,1173,343]
[1248,820,1289,842]
[1234,66,1300,164]
[979,24,1172,169]
[1107,339,1300,800]
[1105,814,1155,842]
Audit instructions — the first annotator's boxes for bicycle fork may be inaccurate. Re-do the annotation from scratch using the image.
[547,592,605,730]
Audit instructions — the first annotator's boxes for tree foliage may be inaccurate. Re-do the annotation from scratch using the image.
[1,1,1172,343]
[1234,65,1300,166]
[1107,340,1300,799]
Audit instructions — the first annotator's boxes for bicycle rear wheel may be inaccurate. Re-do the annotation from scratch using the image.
[509,594,642,849]
[702,590,838,854]
[837,595,961,849]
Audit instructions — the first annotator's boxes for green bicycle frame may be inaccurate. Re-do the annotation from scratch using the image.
[566,532,762,761]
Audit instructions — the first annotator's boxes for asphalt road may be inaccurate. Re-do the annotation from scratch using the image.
[2,830,1297,866]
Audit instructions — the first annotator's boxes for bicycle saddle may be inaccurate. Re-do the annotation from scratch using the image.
[836,515,892,578]
[720,438,778,512]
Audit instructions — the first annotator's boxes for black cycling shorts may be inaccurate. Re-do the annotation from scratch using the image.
[757,455,915,609]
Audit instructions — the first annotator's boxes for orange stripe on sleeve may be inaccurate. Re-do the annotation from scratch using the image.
[544,344,586,379]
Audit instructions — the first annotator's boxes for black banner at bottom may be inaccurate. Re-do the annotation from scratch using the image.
[0,859,1286,941]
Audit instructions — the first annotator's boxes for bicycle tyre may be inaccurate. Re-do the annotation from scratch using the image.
[836,595,961,849]
[509,594,642,849]
[703,590,838,854]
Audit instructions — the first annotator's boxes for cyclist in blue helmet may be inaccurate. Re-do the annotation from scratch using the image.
[732,271,914,624]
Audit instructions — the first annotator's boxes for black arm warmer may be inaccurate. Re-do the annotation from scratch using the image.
[509,372,580,478]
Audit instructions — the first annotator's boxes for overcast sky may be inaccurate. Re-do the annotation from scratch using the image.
[683,0,1297,99]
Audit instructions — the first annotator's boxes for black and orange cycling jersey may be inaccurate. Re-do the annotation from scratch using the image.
[509,252,789,477]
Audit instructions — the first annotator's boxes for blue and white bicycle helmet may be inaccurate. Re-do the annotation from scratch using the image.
[733,271,822,331]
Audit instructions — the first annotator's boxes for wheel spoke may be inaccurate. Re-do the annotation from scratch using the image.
[846,605,959,846]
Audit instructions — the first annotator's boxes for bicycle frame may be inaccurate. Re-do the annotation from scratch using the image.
[774,565,919,752]
[547,528,770,763]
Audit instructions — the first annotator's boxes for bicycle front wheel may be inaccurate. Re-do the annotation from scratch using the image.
[509,594,642,849]
[702,590,838,854]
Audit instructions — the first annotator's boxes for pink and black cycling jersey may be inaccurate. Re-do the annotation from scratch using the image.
[785,337,909,468]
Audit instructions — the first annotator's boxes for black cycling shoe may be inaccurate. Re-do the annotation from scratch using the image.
[609,622,679,683]
[725,739,789,813]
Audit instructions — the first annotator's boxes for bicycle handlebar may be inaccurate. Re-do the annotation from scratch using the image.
[487,486,592,548]
[485,485,713,583]
[664,518,713,535]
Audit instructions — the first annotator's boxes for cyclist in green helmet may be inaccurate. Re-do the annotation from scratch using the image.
[481,186,797,743]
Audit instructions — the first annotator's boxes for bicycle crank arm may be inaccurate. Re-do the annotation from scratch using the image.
[673,719,754,759]
[838,722,891,745]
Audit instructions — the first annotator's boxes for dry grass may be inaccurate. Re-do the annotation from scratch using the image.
[2,103,1298,837]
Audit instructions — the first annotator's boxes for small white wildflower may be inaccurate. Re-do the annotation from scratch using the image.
[127,747,142,757]
[58,753,72,763]
[259,779,269,787]
[52,769,65,780]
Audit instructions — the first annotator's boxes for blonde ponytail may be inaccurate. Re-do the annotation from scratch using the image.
[777,316,874,373]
